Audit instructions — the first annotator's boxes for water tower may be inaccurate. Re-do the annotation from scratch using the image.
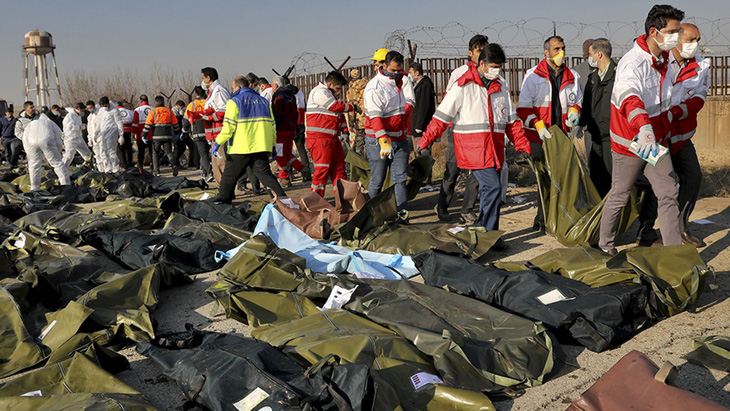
[23,30,63,107]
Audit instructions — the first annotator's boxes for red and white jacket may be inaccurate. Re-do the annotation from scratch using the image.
[517,60,582,144]
[260,85,274,103]
[117,105,134,134]
[305,82,353,140]
[202,80,230,141]
[295,89,306,126]
[132,102,154,141]
[363,69,415,141]
[419,63,531,170]
[669,55,710,154]
[610,35,673,157]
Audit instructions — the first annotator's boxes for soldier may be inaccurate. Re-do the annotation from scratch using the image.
[346,68,368,157]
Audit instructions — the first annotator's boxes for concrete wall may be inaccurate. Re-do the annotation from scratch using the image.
[695,96,730,153]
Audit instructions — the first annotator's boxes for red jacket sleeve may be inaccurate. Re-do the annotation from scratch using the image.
[418,116,449,150]
[506,121,532,154]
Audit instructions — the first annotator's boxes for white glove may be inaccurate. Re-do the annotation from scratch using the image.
[565,107,580,128]
[635,125,658,159]
[535,120,552,140]
[118,135,124,145]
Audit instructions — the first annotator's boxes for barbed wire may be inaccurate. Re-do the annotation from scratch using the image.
[288,17,730,78]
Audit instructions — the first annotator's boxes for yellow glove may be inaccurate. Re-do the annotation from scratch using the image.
[378,137,392,159]
[535,120,552,140]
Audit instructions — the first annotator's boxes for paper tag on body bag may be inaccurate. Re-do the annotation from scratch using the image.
[447,226,465,234]
[21,390,43,397]
[410,372,443,390]
[319,285,358,310]
[275,143,284,157]
[279,198,300,210]
[536,289,574,305]
[233,387,269,411]
[38,320,57,340]
[14,233,26,249]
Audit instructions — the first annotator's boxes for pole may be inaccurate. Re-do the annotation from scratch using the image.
[23,49,29,101]
[52,50,63,106]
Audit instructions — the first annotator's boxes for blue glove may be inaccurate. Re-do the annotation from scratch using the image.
[178,134,184,141]
[142,138,148,145]
[211,142,220,158]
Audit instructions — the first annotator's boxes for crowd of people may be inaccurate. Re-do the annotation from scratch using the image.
[0,4,709,251]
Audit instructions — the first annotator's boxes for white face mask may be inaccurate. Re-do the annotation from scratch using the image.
[483,67,501,80]
[587,56,598,68]
[655,31,680,51]
[679,41,699,59]
[201,80,209,91]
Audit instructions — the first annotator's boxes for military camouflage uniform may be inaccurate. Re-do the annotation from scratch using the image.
[346,77,369,157]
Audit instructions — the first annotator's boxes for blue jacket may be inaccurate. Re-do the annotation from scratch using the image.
[0,116,16,139]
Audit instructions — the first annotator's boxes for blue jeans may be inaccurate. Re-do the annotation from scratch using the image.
[473,167,502,230]
[366,137,409,211]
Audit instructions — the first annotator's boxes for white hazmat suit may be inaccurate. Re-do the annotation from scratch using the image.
[17,113,71,190]
[91,106,123,173]
[62,108,92,167]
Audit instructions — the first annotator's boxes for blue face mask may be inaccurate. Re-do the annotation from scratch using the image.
[382,69,403,82]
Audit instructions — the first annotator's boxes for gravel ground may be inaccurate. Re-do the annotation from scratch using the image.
[13,165,728,410]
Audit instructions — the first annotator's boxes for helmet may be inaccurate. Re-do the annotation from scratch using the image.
[370,48,390,61]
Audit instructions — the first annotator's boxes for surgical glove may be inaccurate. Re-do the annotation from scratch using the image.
[210,142,220,158]
[378,137,392,159]
[535,120,552,140]
[179,134,185,141]
[635,125,658,159]
[142,138,149,145]
[565,107,580,128]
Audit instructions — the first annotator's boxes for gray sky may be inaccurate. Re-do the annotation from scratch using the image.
[1,0,727,106]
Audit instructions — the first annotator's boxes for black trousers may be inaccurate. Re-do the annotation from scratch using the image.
[118,132,134,169]
[2,137,22,168]
[294,124,310,168]
[437,160,479,214]
[219,152,286,203]
[194,139,211,176]
[137,140,149,170]
[589,139,613,198]
[672,142,702,232]
[174,134,196,166]
[152,140,176,173]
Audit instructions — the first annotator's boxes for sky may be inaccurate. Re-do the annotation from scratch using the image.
[1,0,727,106]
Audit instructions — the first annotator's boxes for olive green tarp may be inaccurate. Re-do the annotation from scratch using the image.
[684,336,730,372]
[495,244,713,318]
[88,200,167,230]
[162,213,252,250]
[0,350,157,410]
[14,210,142,245]
[530,126,642,246]
[206,235,561,407]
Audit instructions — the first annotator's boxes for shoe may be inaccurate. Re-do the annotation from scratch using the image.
[252,188,265,195]
[651,239,664,247]
[205,175,215,183]
[636,229,659,246]
[600,247,618,256]
[300,166,312,182]
[280,178,292,188]
[434,205,450,221]
[172,167,178,177]
[681,231,704,247]
[152,171,160,177]
[492,238,509,251]
[459,211,478,225]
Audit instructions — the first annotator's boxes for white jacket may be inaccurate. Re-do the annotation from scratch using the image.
[14,112,35,142]
[204,80,230,112]
[260,86,274,103]
[445,64,469,93]
[363,70,416,140]
[25,113,63,150]
[62,109,83,139]
[92,107,123,142]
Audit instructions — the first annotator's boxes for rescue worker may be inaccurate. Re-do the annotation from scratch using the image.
[0,108,22,169]
[173,100,196,168]
[578,38,616,197]
[116,101,134,169]
[141,95,180,176]
[306,71,359,197]
[294,83,311,178]
[436,35,487,223]
[14,101,70,190]
[61,102,92,167]
[91,96,123,173]
[418,44,532,236]
[666,23,709,246]
[85,100,97,154]
[188,67,230,183]
[132,95,154,172]
[185,86,212,181]
[212,76,287,203]
[346,67,370,157]
[598,4,685,255]
[272,76,309,186]
[258,78,274,103]
[364,50,415,212]
[518,35,583,233]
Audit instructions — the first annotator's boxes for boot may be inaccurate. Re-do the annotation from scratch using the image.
[300,166,312,182]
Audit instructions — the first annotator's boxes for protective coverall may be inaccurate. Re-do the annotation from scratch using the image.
[62,109,92,167]
[18,113,70,190]
[91,107,123,173]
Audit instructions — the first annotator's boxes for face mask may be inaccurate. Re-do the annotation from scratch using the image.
[587,56,598,68]
[383,70,403,81]
[679,41,699,59]
[552,51,565,66]
[655,31,679,51]
[201,80,209,91]
[407,74,414,82]
[484,67,501,80]
[52,111,58,116]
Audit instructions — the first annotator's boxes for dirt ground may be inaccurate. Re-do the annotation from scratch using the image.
[68,166,730,409]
